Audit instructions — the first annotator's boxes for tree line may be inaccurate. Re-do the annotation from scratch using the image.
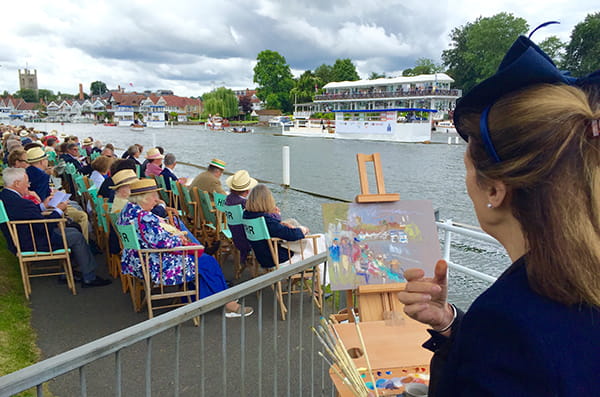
[252,11,600,112]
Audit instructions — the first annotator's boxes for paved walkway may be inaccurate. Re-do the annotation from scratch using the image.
[29,252,337,396]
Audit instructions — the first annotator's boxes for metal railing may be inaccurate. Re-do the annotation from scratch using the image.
[0,254,335,397]
[437,220,501,283]
[0,222,503,396]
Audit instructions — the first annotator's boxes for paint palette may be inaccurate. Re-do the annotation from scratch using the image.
[331,365,429,396]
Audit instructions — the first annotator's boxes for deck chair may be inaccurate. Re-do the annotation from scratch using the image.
[108,211,139,305]
[175,182,198,232]
[169,179,181,213]
[154,175,172,206]
[47,150,58,165]
[211,192,236,266]
[0,200,76,300]
[73,174,92,209]
[242,216,322,321]
[221,202,258,278]
[114,221,202,324]
[90,195,113,274]
[190,187,216,243]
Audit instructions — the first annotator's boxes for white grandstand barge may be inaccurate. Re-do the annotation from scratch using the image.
[289,73,461,142]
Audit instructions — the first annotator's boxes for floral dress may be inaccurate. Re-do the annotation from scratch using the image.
[118,202,228,296]
[118,202,196,285]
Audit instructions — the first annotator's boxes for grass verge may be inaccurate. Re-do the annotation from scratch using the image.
[0,234,40,396]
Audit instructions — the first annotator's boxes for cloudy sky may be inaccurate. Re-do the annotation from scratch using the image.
[0,0,597,97]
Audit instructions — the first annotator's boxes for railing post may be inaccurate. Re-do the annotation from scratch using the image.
[443,219,453,262]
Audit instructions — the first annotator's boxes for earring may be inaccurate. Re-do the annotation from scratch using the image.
[487,203,493,208]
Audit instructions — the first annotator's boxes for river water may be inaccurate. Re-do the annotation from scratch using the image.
[32,122,511,308]
[35,123,475,227]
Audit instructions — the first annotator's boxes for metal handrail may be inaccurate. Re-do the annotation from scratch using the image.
[0,253,327,396]
[437,219,501,283]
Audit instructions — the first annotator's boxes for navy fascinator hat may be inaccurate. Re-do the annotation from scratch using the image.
[452,22,588,162]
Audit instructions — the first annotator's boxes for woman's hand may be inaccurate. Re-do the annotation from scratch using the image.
[397,259,454,333]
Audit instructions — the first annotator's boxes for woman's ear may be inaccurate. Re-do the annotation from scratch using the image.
[487,180,510,208]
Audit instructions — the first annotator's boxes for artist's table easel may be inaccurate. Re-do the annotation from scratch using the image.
[329,153,430,396]
[338,153,401,320]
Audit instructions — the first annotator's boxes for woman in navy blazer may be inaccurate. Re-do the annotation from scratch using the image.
[398,34,600,396]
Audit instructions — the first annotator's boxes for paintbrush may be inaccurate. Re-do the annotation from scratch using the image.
[313,320,370,396]
[352,308,379,397]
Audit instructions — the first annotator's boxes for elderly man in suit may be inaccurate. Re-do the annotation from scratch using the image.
[189,158,226,198]
[25,147,90,241]
[0,168,111,288]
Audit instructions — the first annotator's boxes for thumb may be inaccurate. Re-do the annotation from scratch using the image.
[432,259,448,285]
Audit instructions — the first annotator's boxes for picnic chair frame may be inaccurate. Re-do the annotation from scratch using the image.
[115,221,202,325]
[242,216,322,321]
[0,201,76,299]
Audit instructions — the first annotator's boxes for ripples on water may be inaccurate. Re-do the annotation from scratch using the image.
[34,123,510,308]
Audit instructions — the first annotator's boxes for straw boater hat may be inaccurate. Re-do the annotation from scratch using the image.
[129,179,162,196]
[82,137,93,146]
[109,169,138,190]
[145,148,164,160]
[26,147,48,163]
[19,130,29,137]
[226,170,258,191]
[209,158,226,169]
[59,132,68,139]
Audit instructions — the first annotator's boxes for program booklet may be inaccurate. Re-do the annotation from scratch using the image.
[321,200,441,291]
[48,191,71,208]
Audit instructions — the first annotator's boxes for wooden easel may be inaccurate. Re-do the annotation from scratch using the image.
[355,153,399,203]
[335,153,404,323]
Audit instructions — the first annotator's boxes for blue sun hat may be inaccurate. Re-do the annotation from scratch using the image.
[453,22,581,161]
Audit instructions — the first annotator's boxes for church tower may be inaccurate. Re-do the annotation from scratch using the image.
[18,68,38,92]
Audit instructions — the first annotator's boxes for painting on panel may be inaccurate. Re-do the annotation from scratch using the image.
[322,200,440,291]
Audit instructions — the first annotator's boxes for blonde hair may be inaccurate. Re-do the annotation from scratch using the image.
[129,192,154,206]
[245,184,276,213]
[461,84,600,306]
